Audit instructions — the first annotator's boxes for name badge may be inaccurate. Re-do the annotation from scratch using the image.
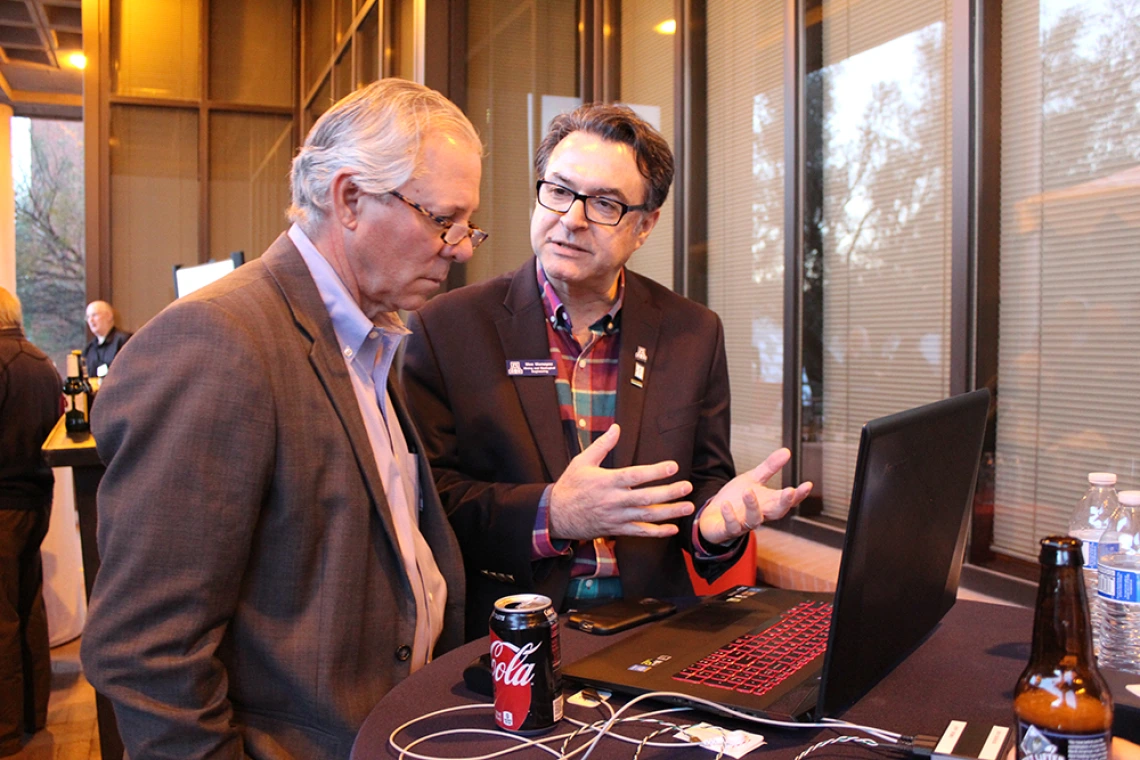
[507,360,557,377]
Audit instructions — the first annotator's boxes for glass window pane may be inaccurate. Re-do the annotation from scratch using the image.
[994,0,1140,561]
[210,0,294,107]
[706,1,786,476]
[620,0,674,288]
[356,4,379,86]
[464,0,578,285]
[209,113,294,265]
[306,0,333,93]
[110,106,199,328]
[13,118,85,373]
[803,0,954,523]
[386,0,417,81]
[111,0,200,99]
[337,0,353,47]
[334,50,352,101]
[305,76,334,133]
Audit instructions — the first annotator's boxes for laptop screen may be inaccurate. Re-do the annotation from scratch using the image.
[817,387,990,716]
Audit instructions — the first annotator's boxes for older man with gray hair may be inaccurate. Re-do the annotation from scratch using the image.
[81,79,485,760]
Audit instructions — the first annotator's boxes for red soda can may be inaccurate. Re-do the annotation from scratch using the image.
[489,594,563,733]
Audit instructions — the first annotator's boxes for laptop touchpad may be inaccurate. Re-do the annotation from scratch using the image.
[662,604,755,631]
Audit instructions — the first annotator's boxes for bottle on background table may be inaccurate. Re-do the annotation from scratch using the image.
[1098,490,1140,675]
[1069,472,1119,657]
[63,349,92,436]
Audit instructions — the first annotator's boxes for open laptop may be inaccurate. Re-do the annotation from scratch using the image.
[563,388,991,721]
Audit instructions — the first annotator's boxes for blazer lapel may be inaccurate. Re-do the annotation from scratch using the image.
[612,271,661,469]
[260,235,404,561]
[497,262,570,480]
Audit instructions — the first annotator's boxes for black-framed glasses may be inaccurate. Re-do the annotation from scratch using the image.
[535,180,650,226]
[388,190,489,249]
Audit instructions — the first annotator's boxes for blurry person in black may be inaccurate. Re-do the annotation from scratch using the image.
[0,286,63,756]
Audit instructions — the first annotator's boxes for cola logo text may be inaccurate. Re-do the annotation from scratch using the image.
[491,640,540,686]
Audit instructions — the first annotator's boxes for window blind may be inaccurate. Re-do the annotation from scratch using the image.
[706,0,788,474]
[994,0,1140,561]
[814,0,954,522]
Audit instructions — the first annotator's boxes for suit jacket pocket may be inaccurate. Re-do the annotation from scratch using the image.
[657,401,700,434]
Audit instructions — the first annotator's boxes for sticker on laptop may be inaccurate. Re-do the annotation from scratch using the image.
[726,587,761,603]
[627,654,674,672]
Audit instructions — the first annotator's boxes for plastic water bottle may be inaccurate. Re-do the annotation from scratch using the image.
[1069,472,1118,655]
[1097,489,1140,674]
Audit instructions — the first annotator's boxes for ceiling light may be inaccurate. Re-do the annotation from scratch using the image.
[654,19,677,34]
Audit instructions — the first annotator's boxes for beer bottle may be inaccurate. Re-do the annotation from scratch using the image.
[1014,535,1113,759]
[63,349,91,435]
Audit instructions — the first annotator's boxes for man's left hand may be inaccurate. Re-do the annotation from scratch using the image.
[698,448,813,546]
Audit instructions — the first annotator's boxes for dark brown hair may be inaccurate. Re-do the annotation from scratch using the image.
[534,103,674,211]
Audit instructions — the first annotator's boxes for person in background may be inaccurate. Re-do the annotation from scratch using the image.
[80,79,483,759]
[402,103,813,640]
[81,300,130,380]
[0,287,62,757]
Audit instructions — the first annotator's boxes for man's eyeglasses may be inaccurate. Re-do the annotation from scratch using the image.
[535,180,650,226]
[388,190,489,249]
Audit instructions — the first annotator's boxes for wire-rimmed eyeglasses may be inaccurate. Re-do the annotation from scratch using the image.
[388,190,489,249]
[535,180,651,226]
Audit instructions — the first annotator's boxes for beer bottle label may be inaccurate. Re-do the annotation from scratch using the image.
[1016,722,1109,760]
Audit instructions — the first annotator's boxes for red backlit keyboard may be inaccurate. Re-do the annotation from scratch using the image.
[672,600,832,696]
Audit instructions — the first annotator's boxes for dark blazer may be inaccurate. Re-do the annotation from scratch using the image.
[81,234,466,759]
[0,326,61,510]
[403,260,742,641]
[82,326,130,376]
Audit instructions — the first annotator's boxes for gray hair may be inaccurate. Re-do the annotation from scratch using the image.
[0,286,23,329]
[288,79,480,229]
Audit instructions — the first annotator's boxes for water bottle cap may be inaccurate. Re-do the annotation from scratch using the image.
[1089,472,1117,485]
[1119,490,1140,507]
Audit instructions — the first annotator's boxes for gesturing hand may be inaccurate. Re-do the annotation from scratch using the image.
[698,447,813,546]
[548,424,695,541]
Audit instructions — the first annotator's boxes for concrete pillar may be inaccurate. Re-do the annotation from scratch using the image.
[0,104,14,292]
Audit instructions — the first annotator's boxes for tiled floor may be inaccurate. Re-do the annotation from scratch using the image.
[8,638,100,760]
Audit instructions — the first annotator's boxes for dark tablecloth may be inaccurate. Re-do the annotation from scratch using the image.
[352,600,1033,760]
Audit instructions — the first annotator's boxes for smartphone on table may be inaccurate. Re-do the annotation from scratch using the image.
[566,597,677,635]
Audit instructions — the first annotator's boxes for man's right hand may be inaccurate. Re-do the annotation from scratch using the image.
[548,423,695,540]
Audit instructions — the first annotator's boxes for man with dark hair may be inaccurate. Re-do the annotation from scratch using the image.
[403,103,813,640]
[81,300,130,380]
[0,287,61,757]
[81,79,483,759]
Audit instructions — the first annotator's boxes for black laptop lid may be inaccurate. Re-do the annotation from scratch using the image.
[816,388,991,717]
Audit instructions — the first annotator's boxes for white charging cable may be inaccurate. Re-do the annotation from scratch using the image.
[387,691,904,760]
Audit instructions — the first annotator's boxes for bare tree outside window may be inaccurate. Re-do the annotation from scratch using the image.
[14,118,85,376]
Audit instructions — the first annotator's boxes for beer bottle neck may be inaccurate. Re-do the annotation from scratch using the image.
[1029,561,1095,665]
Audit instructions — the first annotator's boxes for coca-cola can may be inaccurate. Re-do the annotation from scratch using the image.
[489,594,563,733]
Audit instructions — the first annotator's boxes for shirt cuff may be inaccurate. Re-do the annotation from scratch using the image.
[691,499,744,561]
[531,484,573,560]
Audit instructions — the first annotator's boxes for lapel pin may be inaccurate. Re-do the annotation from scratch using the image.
[631,361,646,388]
